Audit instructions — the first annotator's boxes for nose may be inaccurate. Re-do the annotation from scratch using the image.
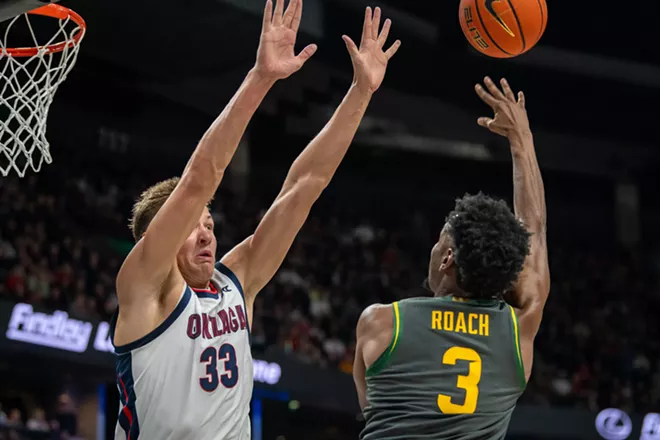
[198,226,213,246]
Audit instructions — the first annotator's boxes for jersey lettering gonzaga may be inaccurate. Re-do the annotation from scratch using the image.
[110,262,252,440]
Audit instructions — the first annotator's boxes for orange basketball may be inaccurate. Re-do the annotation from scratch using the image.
[459,0,547,58]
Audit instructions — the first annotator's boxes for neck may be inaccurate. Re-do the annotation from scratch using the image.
[185,275,212,290]
[433,277,465,298]
[433,286,453,298]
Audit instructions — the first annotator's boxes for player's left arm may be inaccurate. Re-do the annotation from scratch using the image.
[476,77,550,380]
[222,7,401,306]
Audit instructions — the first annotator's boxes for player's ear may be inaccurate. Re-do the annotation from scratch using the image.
[439,248,454,271]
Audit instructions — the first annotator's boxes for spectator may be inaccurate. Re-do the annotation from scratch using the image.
[26,408,49,432]
[5,410,21,428]
[1,161,658,414]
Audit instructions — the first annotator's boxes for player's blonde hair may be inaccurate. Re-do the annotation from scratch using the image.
[130,177,214,241]
[129,177,181,242]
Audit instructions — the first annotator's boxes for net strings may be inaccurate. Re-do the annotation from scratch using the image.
[0,12,84,177]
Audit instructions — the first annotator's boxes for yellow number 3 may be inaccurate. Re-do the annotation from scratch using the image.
[437,346,482,414]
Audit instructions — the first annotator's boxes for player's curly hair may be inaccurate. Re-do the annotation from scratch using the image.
[446,192,531,299]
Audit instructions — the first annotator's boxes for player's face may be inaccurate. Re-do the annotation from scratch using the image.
[176,208,217,288]
[428,224,455,293]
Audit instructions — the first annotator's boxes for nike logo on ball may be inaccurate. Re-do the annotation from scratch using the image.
[484,0,515,37]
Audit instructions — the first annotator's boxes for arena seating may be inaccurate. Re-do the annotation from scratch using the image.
[1,157,658,431]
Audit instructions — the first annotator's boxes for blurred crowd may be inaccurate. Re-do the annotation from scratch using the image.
[1,158,659,419]
[0,393,81,440]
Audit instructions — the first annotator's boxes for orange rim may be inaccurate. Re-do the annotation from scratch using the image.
[4,4,86,57]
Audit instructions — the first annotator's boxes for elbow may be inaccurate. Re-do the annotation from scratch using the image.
[286,175,327,206]
[523,213,546,233]
[299,174,329,196]
[180,162,225,197]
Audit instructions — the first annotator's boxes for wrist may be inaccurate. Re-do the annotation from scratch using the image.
[349,82,375,100]
[508,129,533,149]
[247,67,278,89]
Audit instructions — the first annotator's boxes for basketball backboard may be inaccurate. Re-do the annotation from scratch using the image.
[0,0,59,22]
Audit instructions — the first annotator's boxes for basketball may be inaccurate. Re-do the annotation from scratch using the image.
[459,0,547,58]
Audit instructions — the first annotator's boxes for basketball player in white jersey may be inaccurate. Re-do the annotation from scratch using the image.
[110,1,401,439]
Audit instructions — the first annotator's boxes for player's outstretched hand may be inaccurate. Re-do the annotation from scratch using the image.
[255,0,317,80]
[343,7,401,95]
[475,77,531,139]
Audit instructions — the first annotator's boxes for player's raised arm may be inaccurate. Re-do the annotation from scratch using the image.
[475,77,550,379]
[222,6,401,305]
[117,0,317,301]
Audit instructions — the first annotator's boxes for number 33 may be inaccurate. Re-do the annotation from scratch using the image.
[437,346,482,414]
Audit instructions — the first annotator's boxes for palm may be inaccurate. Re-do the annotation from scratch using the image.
[254,0,317,81]
[343,7,401,94]
[352,41,389,91]
[257,28,300,79]
[488,111,510,136]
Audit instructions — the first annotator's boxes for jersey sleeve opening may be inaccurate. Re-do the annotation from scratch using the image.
[508,306,527,388]
[366,302,401,377]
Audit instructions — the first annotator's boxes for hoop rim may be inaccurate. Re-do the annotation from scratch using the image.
[3,4,86,57]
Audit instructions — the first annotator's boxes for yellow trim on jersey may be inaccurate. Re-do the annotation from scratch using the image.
[365,301,401,377]
[509,306,521,357]
[509,305,526,387]
[390,302,401,354]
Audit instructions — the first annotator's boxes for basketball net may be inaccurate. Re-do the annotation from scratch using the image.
[0,4,86,177]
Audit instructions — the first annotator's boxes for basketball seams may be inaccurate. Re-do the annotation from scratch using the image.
[475,0,512,57]
[460,0,546,58]
[534,0,546,46]
[506,0,526,52]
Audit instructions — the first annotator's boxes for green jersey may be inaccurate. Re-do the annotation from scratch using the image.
[361,296,526,440]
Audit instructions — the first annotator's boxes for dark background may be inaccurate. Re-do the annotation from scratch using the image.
[1,0,659,439]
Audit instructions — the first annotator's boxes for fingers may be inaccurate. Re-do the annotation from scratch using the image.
[477,117,505,136]
[360,7,372,47]
[371,7,381,41]
[385,39,401,59]
[263,0,273,31]
[475,83,498,109]
[291,0,303,32]
[483,76,506,101]
[477,117,493,129]
[518,91,526,108]
[295,43,318,66]
[283,0,299,28]
[377,18,391,48]
[500,78,516,102]
[342,35,359,58]
[273,0,284,26]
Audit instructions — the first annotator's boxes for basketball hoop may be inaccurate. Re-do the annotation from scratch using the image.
[0,3,86,177]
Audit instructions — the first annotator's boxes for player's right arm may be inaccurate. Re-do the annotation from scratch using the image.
[116,0,317,304]
[475,77,549,381]
[354,303,394,411]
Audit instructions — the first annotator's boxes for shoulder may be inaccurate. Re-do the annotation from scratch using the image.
[116,242,182,309]
[357,303,394,337]
[214,260,244,290]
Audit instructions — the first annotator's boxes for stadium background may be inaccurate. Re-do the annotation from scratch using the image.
[1,0,660,439]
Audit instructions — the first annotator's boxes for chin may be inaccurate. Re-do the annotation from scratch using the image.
[198,263,214,276]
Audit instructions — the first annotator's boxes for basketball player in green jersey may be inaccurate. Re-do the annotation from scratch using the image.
[354,77,549,440]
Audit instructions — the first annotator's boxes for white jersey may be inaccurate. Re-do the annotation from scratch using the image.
[111,262,253,440]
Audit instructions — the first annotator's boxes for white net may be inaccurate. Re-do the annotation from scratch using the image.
[0,7,85,177]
